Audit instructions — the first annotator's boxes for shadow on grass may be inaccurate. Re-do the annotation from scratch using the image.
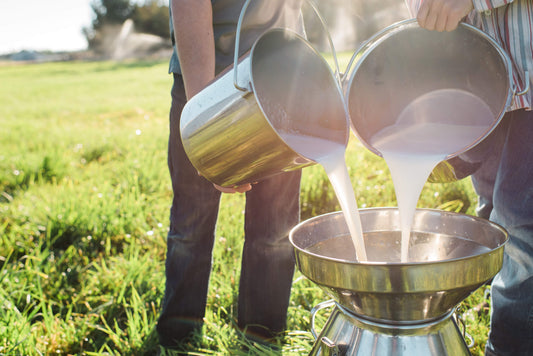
[0,155,67,203]
[89,60,167,73]
[148,325,288,356]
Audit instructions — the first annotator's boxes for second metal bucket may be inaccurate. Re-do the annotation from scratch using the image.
[345,19,528,182]
[180,1,348,187]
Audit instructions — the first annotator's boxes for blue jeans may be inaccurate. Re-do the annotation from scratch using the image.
[471,109,533,356]
[157,75,301,347]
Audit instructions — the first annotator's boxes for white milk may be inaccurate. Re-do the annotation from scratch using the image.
[371,89,494,262]
[280,133,368,261]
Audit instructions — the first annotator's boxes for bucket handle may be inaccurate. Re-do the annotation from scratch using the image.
[310,299,336,339]
[233,0,341,92]
[513,71,530,97]
[341,18,395,85]
[454,306,475,349]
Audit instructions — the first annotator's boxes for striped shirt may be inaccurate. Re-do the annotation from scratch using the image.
[405,0,533,111]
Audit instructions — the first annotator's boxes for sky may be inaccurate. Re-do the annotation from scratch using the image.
[0,0,94,55]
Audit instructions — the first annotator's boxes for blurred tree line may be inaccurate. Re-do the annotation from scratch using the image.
[82,0,408,54]
[84,0,170,51]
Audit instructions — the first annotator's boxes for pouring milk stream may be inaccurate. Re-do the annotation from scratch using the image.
[371,88,494,262]
[280,134,368,261]
[284,88,494,263]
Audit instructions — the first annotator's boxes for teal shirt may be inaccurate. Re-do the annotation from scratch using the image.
[169,0,303,75]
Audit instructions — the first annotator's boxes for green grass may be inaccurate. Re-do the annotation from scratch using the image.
[0,59,490,355]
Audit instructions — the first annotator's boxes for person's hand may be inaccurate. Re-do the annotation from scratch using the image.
[213,183,252,193]
[417,0,474,32]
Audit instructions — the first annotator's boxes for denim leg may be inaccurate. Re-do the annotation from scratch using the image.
[470,117,509,220]
[157,75,222,347]
[484,109,533,356]
[238,170,301,339]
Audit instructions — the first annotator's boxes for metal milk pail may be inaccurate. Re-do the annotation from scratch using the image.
[180,0,348,187]
[344,19,529,183]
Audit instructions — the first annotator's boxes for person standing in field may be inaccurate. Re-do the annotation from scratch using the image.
[405,1,533,355]
[156,0,304,350]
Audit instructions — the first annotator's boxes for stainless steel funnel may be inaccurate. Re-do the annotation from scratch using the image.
[290,208,507,323]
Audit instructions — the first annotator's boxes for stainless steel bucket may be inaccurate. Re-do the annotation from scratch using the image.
[344,19,529,182]
[180,0,348,187]
[289,208,508,355]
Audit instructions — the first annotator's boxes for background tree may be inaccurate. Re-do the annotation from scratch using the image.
[84,0,135,52]
[131,0,170,39]
[91,0,134,27]
[83,0,170,53]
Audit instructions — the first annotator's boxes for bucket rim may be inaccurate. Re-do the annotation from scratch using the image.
[289,207,508,266]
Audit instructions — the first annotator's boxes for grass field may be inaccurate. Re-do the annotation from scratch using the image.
[0,59,492,355]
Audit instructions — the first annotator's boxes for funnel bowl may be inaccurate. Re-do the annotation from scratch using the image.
[290,208,507,323]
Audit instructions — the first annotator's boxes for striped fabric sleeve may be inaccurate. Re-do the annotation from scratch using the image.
[403,0,421,16]
[471,0,516,12]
